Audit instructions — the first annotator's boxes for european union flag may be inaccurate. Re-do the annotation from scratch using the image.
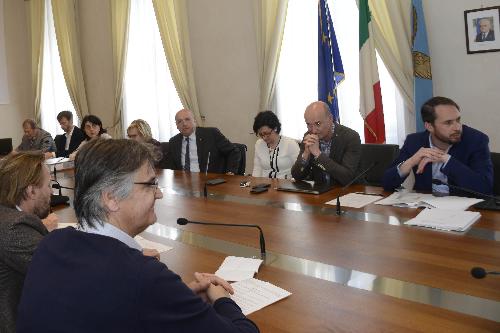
[318,0,344,122]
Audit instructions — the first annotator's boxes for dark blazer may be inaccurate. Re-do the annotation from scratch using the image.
[383,125,493,195]
[165,127,241,174]
[0,205,48,333]
[291,124,362,186]
[54,126,85,157]
[475,30,495,42]
[17,228,259,333]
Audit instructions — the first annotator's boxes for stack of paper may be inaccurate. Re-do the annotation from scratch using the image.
[135,235,173,253]
[325,192,383,208]
[230,278,291,315]
[215,256,263,282]
[376,192,483,210]
[404,208,481,231]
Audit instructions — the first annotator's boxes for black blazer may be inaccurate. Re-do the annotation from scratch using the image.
[475,30,495,42]
[291,124,361,186]
[54,126,85,157]
[165,127,240,174]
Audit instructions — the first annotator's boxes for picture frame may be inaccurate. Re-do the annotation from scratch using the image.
[464,6,500,54]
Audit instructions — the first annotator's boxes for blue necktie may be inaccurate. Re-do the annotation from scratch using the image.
[184,137,190,172]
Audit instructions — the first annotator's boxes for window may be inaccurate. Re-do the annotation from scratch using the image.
[40,0,78,137]
[276,0,405,145]
[122,0,182,142]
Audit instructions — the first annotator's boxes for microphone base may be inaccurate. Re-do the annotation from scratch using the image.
[335,210,346,216]
[51,194,69,207]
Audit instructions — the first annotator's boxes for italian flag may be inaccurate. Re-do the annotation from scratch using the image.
[359,0,385,143]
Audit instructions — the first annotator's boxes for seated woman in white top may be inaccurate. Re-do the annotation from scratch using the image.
[69,115,112,160]
[252,111,300,179]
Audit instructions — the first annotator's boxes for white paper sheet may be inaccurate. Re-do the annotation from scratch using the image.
[215,256,263,282]
[404,208,481,231]
[135,235,173,253]
[375,192,483,211]
[230,278,291,315]
[325,193,383,208]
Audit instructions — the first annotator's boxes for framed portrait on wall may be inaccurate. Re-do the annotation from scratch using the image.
[465,6,500,54]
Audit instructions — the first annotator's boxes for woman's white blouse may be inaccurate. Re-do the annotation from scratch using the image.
[252,136,300,179]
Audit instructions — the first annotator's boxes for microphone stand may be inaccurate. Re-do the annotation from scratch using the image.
[432,179,500,207]
[336,162,377,216]
[178,218,266,258]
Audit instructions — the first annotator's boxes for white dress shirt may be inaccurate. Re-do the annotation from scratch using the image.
[81,221,142,251]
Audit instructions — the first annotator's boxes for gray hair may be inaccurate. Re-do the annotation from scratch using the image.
[74,138,155,228]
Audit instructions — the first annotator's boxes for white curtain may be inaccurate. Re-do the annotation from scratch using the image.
[276,0,406,145]
[122,0,182,142]
[40,0,77,137]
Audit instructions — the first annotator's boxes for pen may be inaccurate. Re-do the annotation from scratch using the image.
[354,192,383,196]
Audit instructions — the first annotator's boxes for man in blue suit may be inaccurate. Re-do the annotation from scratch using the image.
[17,139,259,333]
[383,96,493,196]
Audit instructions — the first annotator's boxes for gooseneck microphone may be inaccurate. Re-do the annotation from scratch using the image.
[470,267,500,279]
[50,180,72,207]
[177,218,266,257]
[431,179,500,207]
[336,162,378,216]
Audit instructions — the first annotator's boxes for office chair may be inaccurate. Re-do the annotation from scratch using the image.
[357,143,400,186]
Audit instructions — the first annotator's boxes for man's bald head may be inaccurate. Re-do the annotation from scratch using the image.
[304,101,334,140]
[175,109,196,137]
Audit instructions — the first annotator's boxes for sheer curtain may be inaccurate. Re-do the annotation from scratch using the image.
[40,0,77,137]
[123,0,182,142]
[276,0,405,145]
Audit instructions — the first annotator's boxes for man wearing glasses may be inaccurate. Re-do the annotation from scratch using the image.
[291,101,361,186]
[165,109,241,174]
[17,139,259,332]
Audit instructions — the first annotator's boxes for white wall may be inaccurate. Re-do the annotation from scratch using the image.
[0,0,31,147]
[187,0,260,172]
[424,0,500,152]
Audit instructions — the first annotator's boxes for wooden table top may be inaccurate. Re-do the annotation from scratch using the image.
[53,169,500,332]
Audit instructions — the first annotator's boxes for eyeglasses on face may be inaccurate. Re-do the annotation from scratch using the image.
[134,178,161,193]
[257,130,274,138]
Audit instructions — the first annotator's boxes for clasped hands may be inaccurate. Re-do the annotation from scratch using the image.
[302,134,321,159]
[403,147,450,175]
[188,272,234,304]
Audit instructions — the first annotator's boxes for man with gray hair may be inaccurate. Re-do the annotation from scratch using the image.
[291,101,361,186]
[17,139,259,332]
[15,119,56,159]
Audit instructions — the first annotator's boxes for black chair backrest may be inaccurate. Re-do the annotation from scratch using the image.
[358,143,400,186]
[157,142,169,169]
[233,143,247,175]
[491,152,500,196]
[0,138,13,155]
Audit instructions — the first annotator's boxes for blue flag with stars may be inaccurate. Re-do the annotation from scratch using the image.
[318,0,344,122]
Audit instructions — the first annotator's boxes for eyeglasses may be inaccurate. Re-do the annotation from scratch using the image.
[257,130,274,138]
[134,178,161,193]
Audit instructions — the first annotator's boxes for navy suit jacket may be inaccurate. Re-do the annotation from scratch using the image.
[165,127,241,174]
[383,125,493,195]
[54,126,85,157]
[475,30,495,42]
[17,228,259,333]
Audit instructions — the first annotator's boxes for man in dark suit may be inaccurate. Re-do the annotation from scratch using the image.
[291,101,361,186]
[17,139,259,333]
[165,109,241,174]
[0,153,56,333]
[383,96,493,195]
[54,111,85,157]
[475,18,495,42]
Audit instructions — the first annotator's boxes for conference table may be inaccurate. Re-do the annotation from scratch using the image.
[54,169,500,332]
